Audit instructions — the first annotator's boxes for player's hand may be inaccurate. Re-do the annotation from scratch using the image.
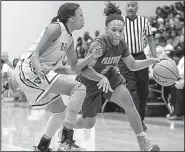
[92,46,103,59]
[97,76,113,93]
[151,58,160,69]
[34,63,52,77]
[175,79,184,89]
[152,58,160,64]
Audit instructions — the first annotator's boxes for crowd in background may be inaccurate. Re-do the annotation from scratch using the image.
[1,1,184,120]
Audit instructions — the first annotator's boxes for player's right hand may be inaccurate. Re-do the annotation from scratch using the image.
[97,76,113,93]
[92,45,103,59]
[34,64,52,77]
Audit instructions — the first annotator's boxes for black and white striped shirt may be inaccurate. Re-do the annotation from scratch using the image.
[123,16,153,54]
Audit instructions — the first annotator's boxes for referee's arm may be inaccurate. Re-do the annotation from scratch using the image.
[145,18,157,58]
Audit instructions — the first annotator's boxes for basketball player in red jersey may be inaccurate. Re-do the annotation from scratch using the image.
[74,2,160,151]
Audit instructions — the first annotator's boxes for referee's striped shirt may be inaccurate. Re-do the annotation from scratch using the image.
[123,16,153,54]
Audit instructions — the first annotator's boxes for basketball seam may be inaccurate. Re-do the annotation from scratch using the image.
[153,71,175,80]
[167,61,179,75]
[156,64,178,79]
[153,72,175,86]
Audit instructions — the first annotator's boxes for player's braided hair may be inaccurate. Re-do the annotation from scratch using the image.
[104,1,124,26]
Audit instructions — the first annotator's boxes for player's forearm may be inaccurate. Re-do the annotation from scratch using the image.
[30,52,42,69]
[55,65,75,74]
[131,58,155,71]
[81,66,104,82]
[73,54,95,73]
[147,36,157,58]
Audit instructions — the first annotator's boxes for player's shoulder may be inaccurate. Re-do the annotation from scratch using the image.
[91,34,107,49]
[44,23,61,40]
[46,23,61,33]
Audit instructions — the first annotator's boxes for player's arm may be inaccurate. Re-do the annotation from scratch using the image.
[81,66,104,82]
[66,40,102,74]
[123,55,159,71]
[81,41,113,93]
[82,66,113,93]
[54,65,75,75]
[30,24,60,76]
[121,40,159,71]
[80,41,105,81]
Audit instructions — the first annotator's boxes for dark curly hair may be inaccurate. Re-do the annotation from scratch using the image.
[104,1,124,26]
[104,1,122,16]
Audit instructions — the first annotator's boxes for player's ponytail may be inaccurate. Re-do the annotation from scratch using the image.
[104,2,124,26]
[51,16,59,23]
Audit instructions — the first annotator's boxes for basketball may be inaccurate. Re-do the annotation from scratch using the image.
[153,59,179,86]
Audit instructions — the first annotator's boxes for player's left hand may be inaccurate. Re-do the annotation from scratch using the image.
[97,76,113,93]
[92,45,103,59]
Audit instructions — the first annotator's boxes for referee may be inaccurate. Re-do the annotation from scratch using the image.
[118,1,157,131]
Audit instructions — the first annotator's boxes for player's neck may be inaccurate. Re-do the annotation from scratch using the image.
[64,23,73,35]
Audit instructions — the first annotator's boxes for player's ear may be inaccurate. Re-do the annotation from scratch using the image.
[69,16,75,23]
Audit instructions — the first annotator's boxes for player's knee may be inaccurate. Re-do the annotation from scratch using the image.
[84,117,96,129]
[68,83,86,112]
[70,83,86,97]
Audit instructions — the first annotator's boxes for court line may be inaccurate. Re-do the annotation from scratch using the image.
[1,143,31,151]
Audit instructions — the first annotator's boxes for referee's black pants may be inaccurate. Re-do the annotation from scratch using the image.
[118,51,149,121]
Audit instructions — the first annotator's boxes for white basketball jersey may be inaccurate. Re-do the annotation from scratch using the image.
[20,22,73,70]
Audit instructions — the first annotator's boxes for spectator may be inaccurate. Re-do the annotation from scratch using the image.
[82,31,93,53]
[13,58,19,68]
[76,37,86,59]
[164,21,172,33]
[162,31,170,42]
[1,59,14,97]
[94,30,100,38]
[155,7,163,19]
[175,2,184,12]
[167,56,184,120]
[1,52,13,68]
[173,35,184,63]
[1,58,26,101]
[156,36,167,57]
[168,30,179,47]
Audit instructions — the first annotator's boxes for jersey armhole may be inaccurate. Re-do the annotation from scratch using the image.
[47,23,62,43]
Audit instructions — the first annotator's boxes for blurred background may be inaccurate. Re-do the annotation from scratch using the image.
[1,1,182,62]
[1,0,184,119]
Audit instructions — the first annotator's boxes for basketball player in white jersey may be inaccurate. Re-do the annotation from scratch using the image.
[14,3,102,151]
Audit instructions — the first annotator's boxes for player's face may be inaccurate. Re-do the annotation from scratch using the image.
[126,1,138,17]
[73,7,85,30]
[106,20,124,45]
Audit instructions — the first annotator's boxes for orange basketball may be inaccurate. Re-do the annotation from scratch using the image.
[153,60,179,86]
